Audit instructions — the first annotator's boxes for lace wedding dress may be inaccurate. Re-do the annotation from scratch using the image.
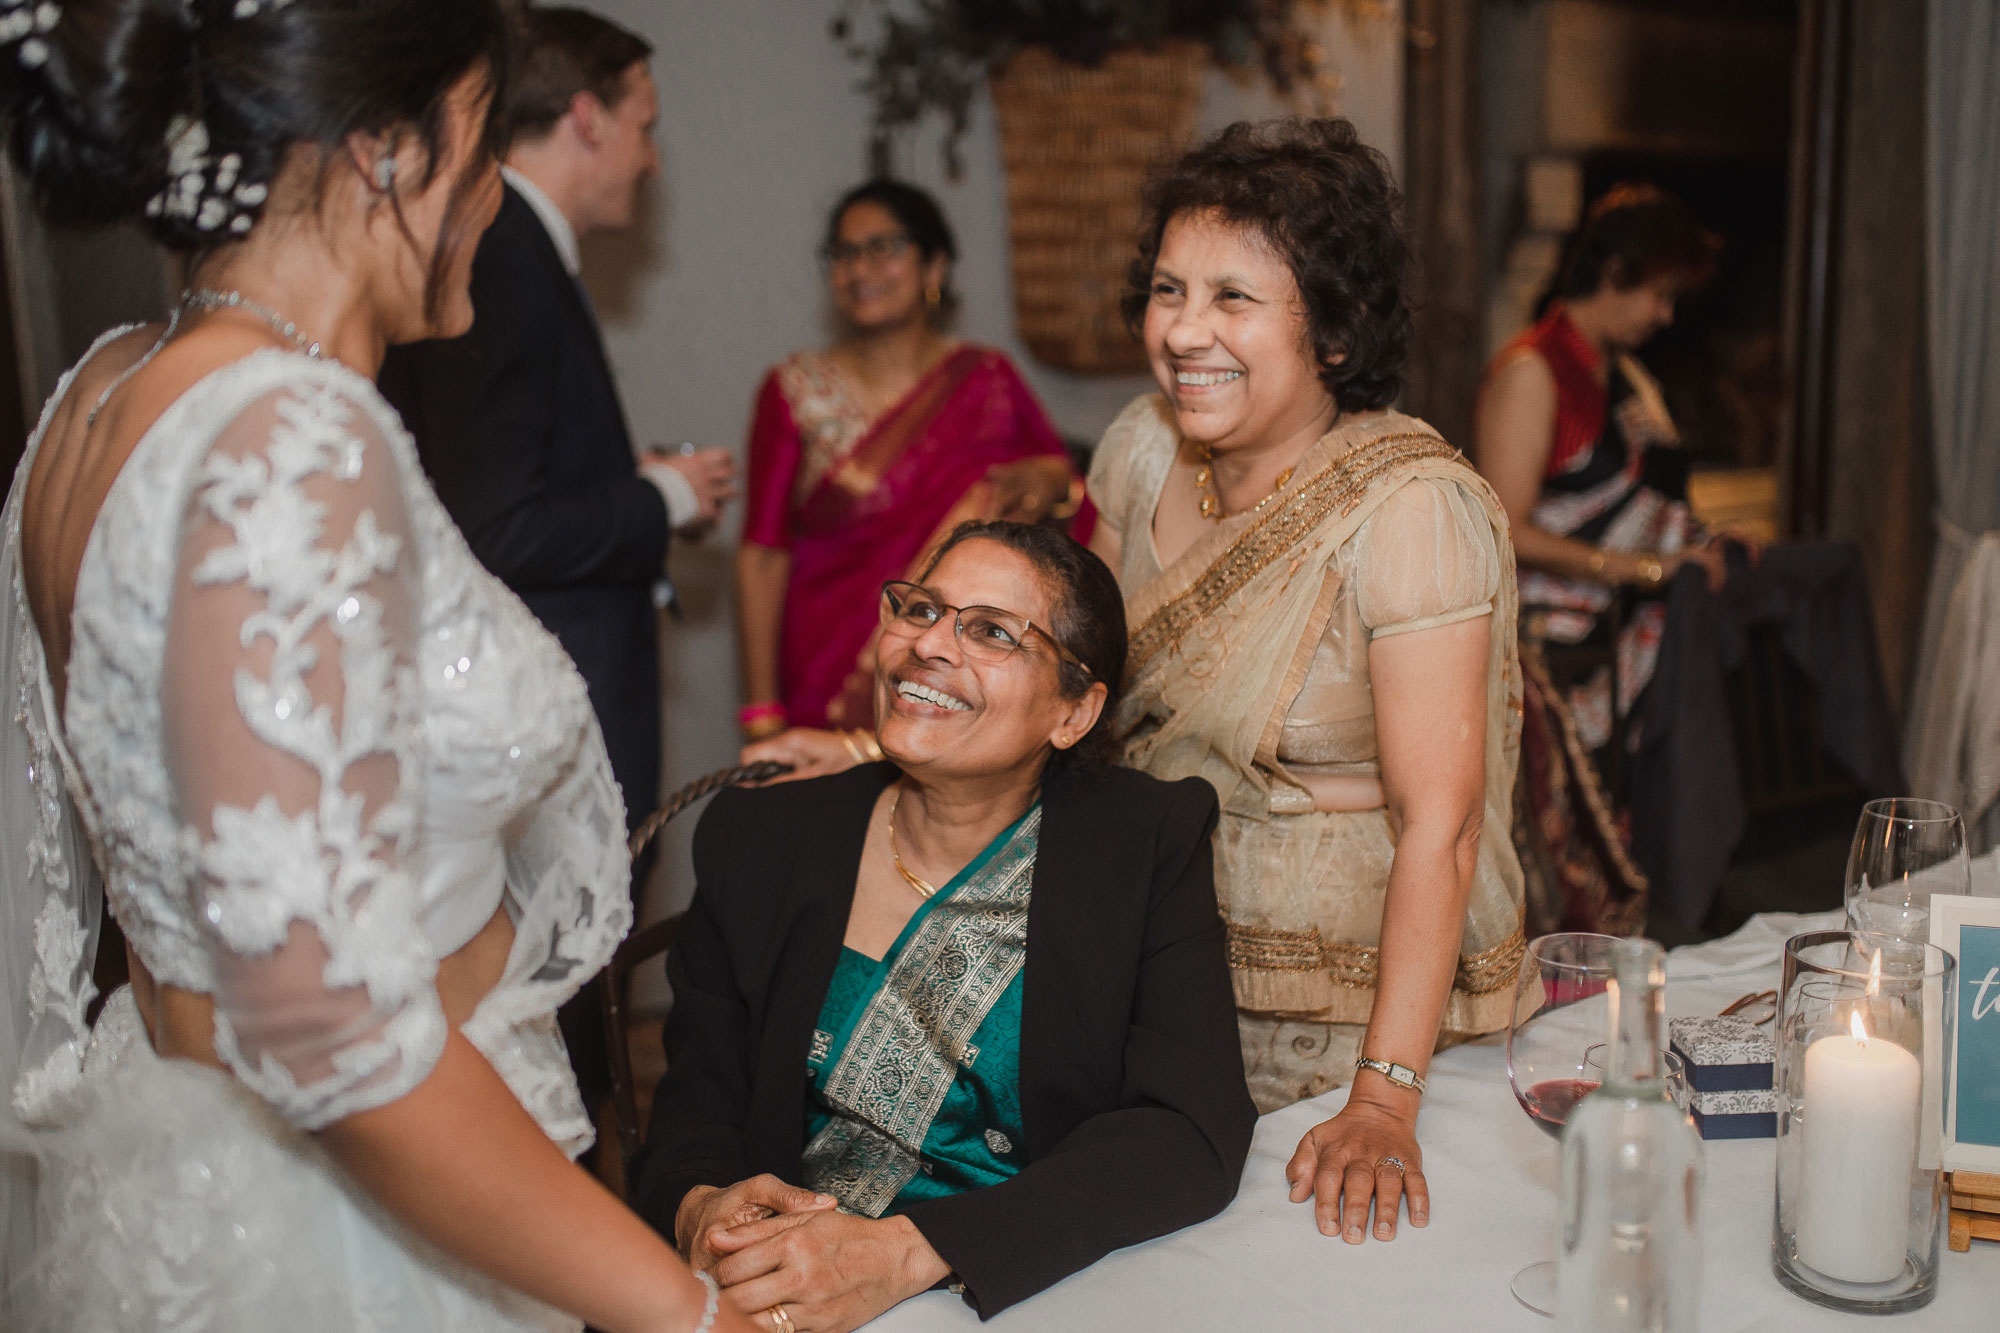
[0,336,632,1331]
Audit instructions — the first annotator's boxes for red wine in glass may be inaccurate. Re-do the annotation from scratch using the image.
[1519,1077,1601,1138]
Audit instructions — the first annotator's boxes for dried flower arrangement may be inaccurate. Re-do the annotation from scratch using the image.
[831,0,1368,177]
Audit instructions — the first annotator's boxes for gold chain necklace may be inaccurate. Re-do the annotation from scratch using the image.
[886,789,937,899]
[1195,442,1294,521]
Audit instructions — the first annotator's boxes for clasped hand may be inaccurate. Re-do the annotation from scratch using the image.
[678,1177,949,1333]
[1285,1093,1429,1244]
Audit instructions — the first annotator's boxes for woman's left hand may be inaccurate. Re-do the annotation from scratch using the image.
[1285,1094,1428,1243]
[708,1209,950,1333]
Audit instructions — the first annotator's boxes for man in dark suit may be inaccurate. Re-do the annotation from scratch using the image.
[380,7,734,1119]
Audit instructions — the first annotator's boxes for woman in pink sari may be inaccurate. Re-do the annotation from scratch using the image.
[736,181,1084,735]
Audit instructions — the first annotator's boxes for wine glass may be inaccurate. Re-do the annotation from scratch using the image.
[1506,932,1621,1317]
[1844,798,1969,942]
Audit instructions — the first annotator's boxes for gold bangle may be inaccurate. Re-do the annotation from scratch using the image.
[839,731,867,764]
[850,729,884,762]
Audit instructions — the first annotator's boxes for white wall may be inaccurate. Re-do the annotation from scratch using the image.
[578,0,1405,922]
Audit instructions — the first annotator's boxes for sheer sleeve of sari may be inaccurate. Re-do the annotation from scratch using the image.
[741,368,801,549]
[1086,395,1176,543]
[1351,476,1501,638]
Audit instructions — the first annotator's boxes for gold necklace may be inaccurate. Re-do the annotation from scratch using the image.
[1195,442,1294,521]
[886,789,937,899]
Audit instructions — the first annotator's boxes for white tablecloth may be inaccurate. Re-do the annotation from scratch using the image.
[873,911,1997,1330]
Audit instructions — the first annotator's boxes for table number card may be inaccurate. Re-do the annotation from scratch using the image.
[1930,894,2000,1172]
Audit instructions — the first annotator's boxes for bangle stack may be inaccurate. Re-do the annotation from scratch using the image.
[839,729,885,765]
[739,700,787,741]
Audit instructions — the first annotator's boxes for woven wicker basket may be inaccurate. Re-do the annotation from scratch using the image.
[989,43,1204,375]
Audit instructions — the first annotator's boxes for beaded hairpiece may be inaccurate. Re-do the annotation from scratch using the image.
[0,1,59,69]
[142,0,302,236]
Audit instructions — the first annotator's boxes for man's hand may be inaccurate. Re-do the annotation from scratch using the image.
[643,446,740,535]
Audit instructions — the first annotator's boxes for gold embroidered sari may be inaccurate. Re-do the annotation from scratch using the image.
[1089,397,1526,1111]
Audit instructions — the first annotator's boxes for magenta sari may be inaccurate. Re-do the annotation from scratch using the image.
[742,344,1081,728]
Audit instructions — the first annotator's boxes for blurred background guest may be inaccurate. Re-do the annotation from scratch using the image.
[380,5,736,1134]
[735,181,1083,740]
[1476,183,1903,940]
[1089,118,1524,1245]
[644,523,1252,1326]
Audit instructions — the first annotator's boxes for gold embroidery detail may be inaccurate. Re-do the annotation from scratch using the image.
[1127,433,1467,677]
[1226,922,1528,997]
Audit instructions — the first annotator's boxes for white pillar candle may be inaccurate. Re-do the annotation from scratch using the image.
[1795,1012,1922,1284]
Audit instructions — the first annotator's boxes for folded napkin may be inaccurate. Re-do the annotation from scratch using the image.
[1665,908,1845,983]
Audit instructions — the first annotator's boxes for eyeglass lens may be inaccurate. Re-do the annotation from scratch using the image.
[883,585,1031,663]
[828,233,912,266]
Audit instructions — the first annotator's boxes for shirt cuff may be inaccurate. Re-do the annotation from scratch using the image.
[640,461,701,531]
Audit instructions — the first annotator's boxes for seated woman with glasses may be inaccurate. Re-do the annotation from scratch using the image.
[735,181,1085,746]
[636,521,1255,1330]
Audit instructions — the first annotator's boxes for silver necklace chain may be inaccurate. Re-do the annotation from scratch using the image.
[183,287,325,359]
[83,287,325,428]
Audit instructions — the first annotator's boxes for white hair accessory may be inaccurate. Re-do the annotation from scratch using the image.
[0,1,60,69]
[144,115,270,237]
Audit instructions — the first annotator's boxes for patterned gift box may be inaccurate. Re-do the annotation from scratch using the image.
[1688,1085,1777,1140]
[1668,1015,1773,1093]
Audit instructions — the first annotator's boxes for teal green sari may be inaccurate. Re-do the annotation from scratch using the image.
[802,803,1039,1218]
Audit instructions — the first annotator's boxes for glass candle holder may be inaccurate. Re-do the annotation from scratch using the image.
[1772,930,1956,1314]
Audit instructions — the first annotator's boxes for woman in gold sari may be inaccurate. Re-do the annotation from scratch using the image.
[1089,118,1525,1246]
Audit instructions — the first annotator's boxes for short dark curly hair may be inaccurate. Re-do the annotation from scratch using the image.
[1549,182,1721,302]
[1122,117,1413,413]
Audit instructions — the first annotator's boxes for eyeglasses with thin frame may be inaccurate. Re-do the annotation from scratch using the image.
[824,232,914,268]
[879,581,1091,678]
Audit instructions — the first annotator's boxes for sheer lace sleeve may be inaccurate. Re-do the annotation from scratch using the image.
[1351,476,1502,638]
[160,381,444,1130]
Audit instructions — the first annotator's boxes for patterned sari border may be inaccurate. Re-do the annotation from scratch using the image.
[1226,922,1528,997]
[1126,433,1464,678]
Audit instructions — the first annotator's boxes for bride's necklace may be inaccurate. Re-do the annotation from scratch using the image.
[1195,442,1293,521]
[886,789,937,900]
[84,288,325,429]
[184,288,326,359]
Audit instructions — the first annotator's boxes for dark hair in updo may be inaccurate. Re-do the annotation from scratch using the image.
[918,520,1126,771]
[1123,117,1413,413]
[1548,182,1721,303]
[822,178,960,314]
[2,0,507,302]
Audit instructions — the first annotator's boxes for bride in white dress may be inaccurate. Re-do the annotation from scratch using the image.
[0,3,762,1329]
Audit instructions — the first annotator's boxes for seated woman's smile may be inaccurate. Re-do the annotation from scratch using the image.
[635,522,1255,1333]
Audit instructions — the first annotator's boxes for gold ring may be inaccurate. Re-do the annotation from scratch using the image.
[1377,1155,1409,1175]
[766,1305,796,1333]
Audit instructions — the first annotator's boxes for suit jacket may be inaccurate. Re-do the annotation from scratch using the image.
[379,184,667,827]
[632,762,1256,1319]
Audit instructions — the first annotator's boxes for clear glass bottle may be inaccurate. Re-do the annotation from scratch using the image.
[1556,937,1704,1332]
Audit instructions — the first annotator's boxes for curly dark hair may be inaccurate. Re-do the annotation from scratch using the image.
[1549,182,1721,302]
[1122,117,1413,413]
[916,520,1126,771]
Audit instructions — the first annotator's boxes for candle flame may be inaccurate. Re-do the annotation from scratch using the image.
[1850,1009,1870,1044]
[1866,949,1882,998]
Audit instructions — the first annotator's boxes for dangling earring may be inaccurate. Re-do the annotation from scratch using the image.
[375,155,398,193]
[925,282,943,313]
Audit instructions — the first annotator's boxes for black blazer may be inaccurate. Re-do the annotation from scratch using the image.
[632,762,1256,1319]
[378,184,667,826]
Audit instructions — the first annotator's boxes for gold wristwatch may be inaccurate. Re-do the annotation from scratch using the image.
[1355,1055,1427,1095]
